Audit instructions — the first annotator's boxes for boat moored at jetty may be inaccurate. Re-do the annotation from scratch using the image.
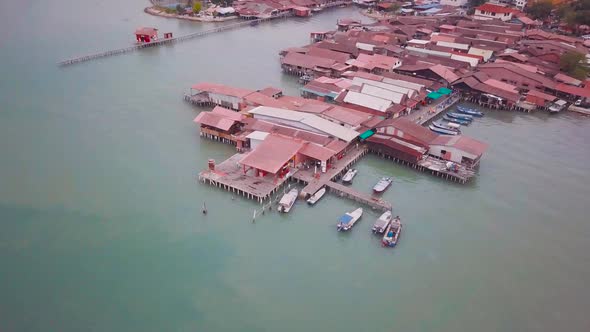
[278,188,298,213]
[307,187,326,205]
[443,115,471,125]
[337,207,363,231]
[446,112,473,121]
[429,124,459,135]
[372,210,393,234]
[457,106,484,117]
[382,216,402,247]
[373,177,393,193]
[342,168,358,184]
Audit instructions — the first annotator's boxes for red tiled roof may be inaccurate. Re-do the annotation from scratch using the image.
[374,118,438,146]
[191,82,254,98]
[527,89,556,101]
[193,112,236,131]
[430,135,488,157]
[239,134,304,174]
[211,106,244,122]
[555,83,590,98]
[281,52,336,69]
[258,87,282,97]
[429,64,460,83]
[307,46,351,64]
[299,142,336,161]
[476,3,515,14]
[554,73,582,86]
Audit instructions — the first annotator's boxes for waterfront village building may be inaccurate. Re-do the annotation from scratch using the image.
[474,3,516,21]
[134,27,158,43]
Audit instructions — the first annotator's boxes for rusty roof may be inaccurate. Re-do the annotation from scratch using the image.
[281,52,336,69]
[193,112,236,132]
[191,82,254,98]
[299,142,336,161]
[374,118,438,146]
[211,106,244,122]
[240,134,304,174]
[307,47,351,64]
[430,135,488,157]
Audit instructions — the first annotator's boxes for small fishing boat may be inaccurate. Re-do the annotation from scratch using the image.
[372,210,392,234]
[382,216,402,247]
[443,115,471,125]
[445,121,461,129]
[342,168,358,184]
[457,105,484,117]
[446,112,473,121]
[278,188,298,213]
[249,20,259,27]
[337,207,363,231]
[432,121,461,133]
[429,124,459,135]
[373,177,393,193]
[307,187,326,205]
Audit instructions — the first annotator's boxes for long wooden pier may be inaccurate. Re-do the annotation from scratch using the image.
[58,14,291,66]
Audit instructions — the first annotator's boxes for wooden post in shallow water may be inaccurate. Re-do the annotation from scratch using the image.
[202,201,207,214]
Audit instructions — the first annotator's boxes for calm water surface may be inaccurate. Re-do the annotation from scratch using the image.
[1,1,590,331]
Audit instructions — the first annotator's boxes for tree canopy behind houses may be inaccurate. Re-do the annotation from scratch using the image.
[560,51,588,80]
[527,0,552,20]
[193,1,202,13]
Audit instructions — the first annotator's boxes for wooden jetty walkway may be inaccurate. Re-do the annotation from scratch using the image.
[58,14,291,66]
[292,145,392,211]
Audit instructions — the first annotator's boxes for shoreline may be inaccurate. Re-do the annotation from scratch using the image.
[144,7,239,22]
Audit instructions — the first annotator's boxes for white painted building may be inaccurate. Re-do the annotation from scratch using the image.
[474,3,515,21]
[440,0,468,7]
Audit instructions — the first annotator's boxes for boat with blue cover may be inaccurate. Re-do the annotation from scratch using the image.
[446,112,473,121]
[457,105,484,117]
[337,207,363,231]
[443,115,471,125]
[429,124,459,135]
[382,216,402,247]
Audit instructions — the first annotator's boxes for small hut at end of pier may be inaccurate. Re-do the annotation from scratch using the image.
[135,27,158,43]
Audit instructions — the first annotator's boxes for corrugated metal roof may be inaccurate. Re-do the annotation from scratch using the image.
[246,131,269,140]
[430,135,488,157]
[353,77,415,98]
[299,142,336,161]
[408,39,430,45]
[360,84,405,104]
[381,78,424,91]
[239,134,304,174]
[405,46,452,58]
[436,41,469,51]
[468,47,494,62]
[248,107,359,142]
[450,54,479,67]
[343,91,392,112]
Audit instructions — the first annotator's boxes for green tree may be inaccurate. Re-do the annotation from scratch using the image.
[560,52,588,80]
[176,4,185,14]
[527,0,552,20]
[388,3,401,14]
[193,1,202,13]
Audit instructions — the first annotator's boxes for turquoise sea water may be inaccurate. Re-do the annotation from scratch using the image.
[1,1,590,331]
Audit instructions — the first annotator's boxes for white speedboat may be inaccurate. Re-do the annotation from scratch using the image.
[307,187,326,205]
[373,177,392,193]
[382,216,402,247]
[372,210,392,234]
[278,189,298,213]
[337,207,363,231]
[342,169,358,184]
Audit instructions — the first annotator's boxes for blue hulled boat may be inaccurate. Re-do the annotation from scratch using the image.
[446,112,473,121]
[443,115,471,125]
[457,105,484,117]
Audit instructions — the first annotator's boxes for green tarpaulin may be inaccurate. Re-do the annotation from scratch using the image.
[359,130,374,140]
[427,92,443,100]
[438,87,452,95]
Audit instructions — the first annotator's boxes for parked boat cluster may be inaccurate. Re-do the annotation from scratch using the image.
[279,170,402,249]
[429,105,484,135]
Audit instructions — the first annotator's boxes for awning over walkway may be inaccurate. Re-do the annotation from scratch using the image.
[359,130,375,140]
[437,87,452,95]
[427,91,443,100]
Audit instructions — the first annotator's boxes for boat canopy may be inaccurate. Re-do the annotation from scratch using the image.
[338,214,353,224]
[427,91,443,100]
[437,87,452,95]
